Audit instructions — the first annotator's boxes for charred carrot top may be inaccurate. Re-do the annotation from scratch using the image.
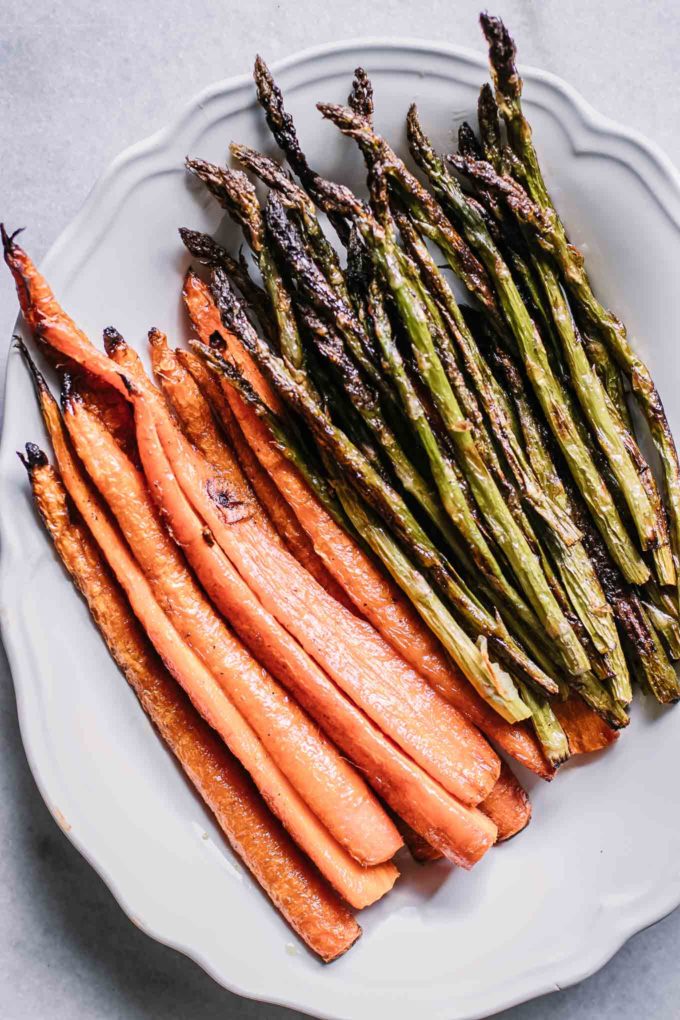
[176,346,358,611]
[182,276,552,780]
[28,367,397,908]
[151,399,501,811]
[131,385,403,865]
[479,763,532,842]
[131,383,498,865]
[21,446,361,961]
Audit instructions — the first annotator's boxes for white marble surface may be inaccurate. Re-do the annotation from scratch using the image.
[2,1,680,1017]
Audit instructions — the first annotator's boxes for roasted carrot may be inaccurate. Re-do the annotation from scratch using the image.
[27,332,498,860]
[182,273,553,780]
[26,365,397,907]
[479,762,532,842]
[144,392,501,811]
[131,382,498,865]
[62,385,400,870]
[553,697,619,755]
[176,345,357,611]
[21,445,361,961]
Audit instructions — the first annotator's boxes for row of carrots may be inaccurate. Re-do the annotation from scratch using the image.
[3,226,615,961]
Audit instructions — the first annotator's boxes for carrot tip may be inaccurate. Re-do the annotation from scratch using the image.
[102,326,127,357]
[1,223,25,253]
[16,336,50,395]
[18,442,48,472]
[147,327,164,346]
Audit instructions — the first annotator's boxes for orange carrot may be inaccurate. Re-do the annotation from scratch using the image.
[29,367,397,908]
[22,446,361,961]
[149,392,501,810]
[131,381,498,865]
[62,386,400,869]
[479,762,532,842]
[176,345,357,611]
[553,697,619,755]
[182,273,553,781]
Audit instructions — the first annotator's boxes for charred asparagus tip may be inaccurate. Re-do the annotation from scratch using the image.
[102,326,126,356]
[17,442,48,472]
[253,54,273,87]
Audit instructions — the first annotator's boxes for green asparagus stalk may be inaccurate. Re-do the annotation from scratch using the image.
[451,151,674,586]
[491,342,677,703]
[309,156,589,677]
[399,106,650,587]
[485,341,632,704]
[361,277,575,657]
[516,680,570,768]
[481,12,680,609]
[253,55,351,244]
[203,266,560,700]
[333,477,532,723]
[395,209,583,549]
[185,158,305,370]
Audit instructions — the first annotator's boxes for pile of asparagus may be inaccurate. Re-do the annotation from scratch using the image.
[182,13,680,766]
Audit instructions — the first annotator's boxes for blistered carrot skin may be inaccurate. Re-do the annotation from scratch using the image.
[21,447,361,961]
[182,275,552,780]
[176,345,358,611]
[479,763,532,842]
[130,385,402,865]
[28,370,397,909]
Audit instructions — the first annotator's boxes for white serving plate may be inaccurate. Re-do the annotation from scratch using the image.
[2,37,680,1020]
